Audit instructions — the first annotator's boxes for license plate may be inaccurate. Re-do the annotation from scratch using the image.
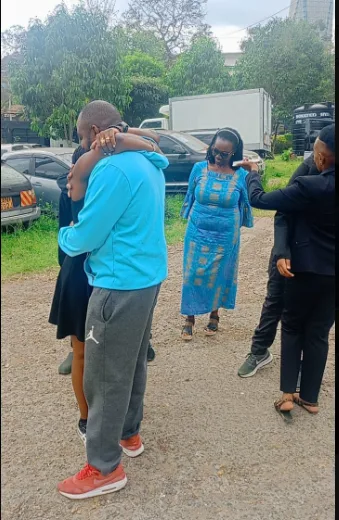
[1,197,13,211]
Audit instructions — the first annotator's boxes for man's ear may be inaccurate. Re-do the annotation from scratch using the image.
[92,125,100,136]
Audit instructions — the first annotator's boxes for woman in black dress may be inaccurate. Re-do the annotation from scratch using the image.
[49,127,160,441]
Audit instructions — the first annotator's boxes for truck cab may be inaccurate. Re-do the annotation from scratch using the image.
[139,105,170,130]
[139,118,168,130]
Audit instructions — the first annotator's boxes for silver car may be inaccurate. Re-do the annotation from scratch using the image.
[1,161,40,228]
[1,143,42,157]
[2,148,74,214]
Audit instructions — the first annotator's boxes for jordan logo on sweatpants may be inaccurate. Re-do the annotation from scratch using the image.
[86,326,99,344]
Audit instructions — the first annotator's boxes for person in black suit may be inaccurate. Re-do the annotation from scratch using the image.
[238,124,335,417]
[238,154,319,378]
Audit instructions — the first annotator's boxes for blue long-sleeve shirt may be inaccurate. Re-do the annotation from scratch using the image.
[58,151,169,290]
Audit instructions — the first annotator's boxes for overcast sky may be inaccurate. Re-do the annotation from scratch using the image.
[1,0,291,52]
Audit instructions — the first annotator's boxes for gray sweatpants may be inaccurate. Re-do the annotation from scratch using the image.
[83,284,160,475]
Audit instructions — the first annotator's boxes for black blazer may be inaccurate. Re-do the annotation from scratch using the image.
[273,154,319,259]
[246,168,335,276]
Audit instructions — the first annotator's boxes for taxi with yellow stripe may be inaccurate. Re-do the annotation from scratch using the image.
[1,161,40,229]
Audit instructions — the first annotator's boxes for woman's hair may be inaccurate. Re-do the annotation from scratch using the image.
[206,127,244,168]
[72,145,86,165]
[319,124,335,155]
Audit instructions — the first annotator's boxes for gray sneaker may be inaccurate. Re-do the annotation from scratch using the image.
[238,351,273,378]
[58,351,73,375]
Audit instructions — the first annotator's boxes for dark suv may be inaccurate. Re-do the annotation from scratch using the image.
[157,130,207,192]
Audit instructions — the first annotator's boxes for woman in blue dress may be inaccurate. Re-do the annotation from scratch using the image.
[180,128,253,340]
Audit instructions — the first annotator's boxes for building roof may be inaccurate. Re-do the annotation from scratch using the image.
[223,52,243,67]
[1,104,24,116]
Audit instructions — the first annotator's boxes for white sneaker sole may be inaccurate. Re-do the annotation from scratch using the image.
[59,476,127,500]
[121,444,145,458]
[239,353,273,378]
[77,427,86,446]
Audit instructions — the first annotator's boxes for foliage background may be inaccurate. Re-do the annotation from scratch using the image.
[1,2,334,141]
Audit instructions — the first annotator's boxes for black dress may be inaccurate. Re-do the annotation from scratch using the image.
[49,199,92,342]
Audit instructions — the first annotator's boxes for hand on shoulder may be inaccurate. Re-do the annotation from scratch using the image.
[235,160,259,173]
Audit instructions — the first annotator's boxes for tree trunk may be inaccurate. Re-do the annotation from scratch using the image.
[67,119,74,147]
[63,122,68,143]
[271,121,280,155]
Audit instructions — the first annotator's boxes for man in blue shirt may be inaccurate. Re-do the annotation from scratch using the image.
[57,101,168,500]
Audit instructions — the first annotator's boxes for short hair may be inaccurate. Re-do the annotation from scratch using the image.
[206,127,243,168]
[318,124,335,155]
[78,100,122,131]
[72,145,86,165]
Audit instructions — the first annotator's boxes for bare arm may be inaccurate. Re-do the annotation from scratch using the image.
[127,127,160,143]
[69,132,158,201]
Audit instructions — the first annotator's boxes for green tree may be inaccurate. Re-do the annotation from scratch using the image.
[122,49,168,126]
[123,77,168,126]
[1,25,26,57]
[120,29,167,63]
[233,18,335,137]
[123,52,166,79]
[8,4,130,143]
[123,0,207,59]
[167,36,232,97]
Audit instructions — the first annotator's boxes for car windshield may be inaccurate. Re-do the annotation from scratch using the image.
[1,162,20,175]
[170,133,207,153]
[1,161,28,186]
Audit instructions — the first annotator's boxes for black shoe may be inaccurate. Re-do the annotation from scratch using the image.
[77,419,87,445]
[147,344,156,362]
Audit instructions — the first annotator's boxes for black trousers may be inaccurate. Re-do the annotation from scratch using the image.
[280,273,335,403]
[251,256,285,356]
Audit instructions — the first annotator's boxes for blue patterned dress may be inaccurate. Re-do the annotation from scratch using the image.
[180,161,253,315]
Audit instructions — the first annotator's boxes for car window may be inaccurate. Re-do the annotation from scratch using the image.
[5,157,31,175]
[190,133,213,146]
[34,157,69,180]
[1,161,30,186]
[54,153,73,164]
[158,136,186,155]
[170,133,207,152]
[141,121,163,129]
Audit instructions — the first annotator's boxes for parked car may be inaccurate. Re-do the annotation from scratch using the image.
[1,161,40,229]
[1,143,42,157]
[3,137,207,197]
[2,148,74,213]
[156,130,207,192]
[187,131,265,175]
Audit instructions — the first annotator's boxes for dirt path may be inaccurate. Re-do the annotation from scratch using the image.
[1,217,334,520]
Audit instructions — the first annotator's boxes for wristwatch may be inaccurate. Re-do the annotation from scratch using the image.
[117,122,129,133]
[107,122,129,133]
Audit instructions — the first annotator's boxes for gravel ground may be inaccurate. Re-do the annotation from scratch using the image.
[1,217,335,520]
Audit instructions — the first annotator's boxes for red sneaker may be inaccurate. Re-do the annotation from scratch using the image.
[57,463,127,500]
[120,434,144,458]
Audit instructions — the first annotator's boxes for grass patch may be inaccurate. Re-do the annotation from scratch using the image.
[165,194,186,245]
[1,216,59,279]
[1,197,187,279]
[263,157,303,191]
[1,158,303,279]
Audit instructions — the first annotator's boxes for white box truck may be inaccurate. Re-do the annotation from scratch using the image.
[140,88,272,153]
